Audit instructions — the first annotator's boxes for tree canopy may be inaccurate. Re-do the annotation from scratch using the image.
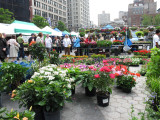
[0,8,15,24]
[142,14,160,26]
[32,15,49,28]
[56,21,68,31]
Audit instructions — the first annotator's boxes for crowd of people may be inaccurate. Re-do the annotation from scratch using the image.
[0,32,126,62]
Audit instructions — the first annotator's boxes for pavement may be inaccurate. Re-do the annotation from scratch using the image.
[1,63,148,120]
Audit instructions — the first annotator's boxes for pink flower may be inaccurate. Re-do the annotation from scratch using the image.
[94,74,100,78]
[103,60,108,63]
[93,68,97,71]
[109,74,115,79]
[89,66,94,69]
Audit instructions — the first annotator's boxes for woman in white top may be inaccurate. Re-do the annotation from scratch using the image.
[110,36,115,42]
[36,32,43,43]
[8,35,20,61]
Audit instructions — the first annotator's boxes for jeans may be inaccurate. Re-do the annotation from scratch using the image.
[17,43,24,60]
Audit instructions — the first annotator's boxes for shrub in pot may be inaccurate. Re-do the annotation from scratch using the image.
[93,65,115,107]
[50,49,60,65]
[0,63,28,92]
[79,69,96,97]
[13,64,72,120]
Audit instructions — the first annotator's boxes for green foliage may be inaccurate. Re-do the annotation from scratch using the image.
[143,29,149,36]
[79,28,85,33]
[13,66,72,112]
[142,14,160,26]
[23,43,29,47]
[91,54,106,59]
[56,21,68,31]
[120,31,126,36]
[50,49,59,65]
[0,107,35,120]
[135,31,144,38]
[0,63,28,92]
[146,48,160,78]
[0,8,15,24]
[32,15,49,28]
[97,40,112,47]
[156,26,160,30]
[130,27,138,31]
[142,14,153,26]
[79,32,85,37]
[78,70,95,91]
[29,42,47,62]
[117,76,136,89]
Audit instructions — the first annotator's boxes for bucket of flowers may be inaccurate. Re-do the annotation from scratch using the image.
[113,65,140,93]
[93,64,115,107]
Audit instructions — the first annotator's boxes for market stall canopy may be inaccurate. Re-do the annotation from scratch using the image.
[102,25,114,30]
[9,20,51,35]
[62,30,70,36]
[54,28,61,32]
[0,23,15,35]
[42,26,62,36]
[70,31,79,37]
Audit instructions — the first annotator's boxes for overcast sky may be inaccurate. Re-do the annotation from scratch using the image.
[90,0,160,25]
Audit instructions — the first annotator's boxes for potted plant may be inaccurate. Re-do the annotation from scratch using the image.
[0,107,35,120]
[50,49,59,65]
[80,70,96,97]
[0,63,28,92]
[13,64,72,120]
[93,66,115,107]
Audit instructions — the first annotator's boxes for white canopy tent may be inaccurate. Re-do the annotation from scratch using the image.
[0,23,15,35]
[70,31,79,37]
[42,26,62,36]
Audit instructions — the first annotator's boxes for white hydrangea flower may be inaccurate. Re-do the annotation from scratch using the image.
[40,70,45,74]
[67,84,71,88]
[54,71,59,75]
[49,81,54,84]
[48,76,55,80]
[70,78,74,82]
[45,72,51,76]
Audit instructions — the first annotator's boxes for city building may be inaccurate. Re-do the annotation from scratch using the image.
[0,0,30,22]
[67,0,90,32]
[128,0,157,26]
[30,0,67,26]
[98,11,110,27]
[119,11,128,20]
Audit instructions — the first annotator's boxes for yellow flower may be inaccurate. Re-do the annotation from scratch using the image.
[64,91,66,93]
[28,80,33,83]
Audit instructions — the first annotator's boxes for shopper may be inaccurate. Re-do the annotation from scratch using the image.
[55,36,61,53]
[0,33,7,62]
[17,33,24,60]
[45,34,52,53]
[74,37,80,56]
[36,32,43,43]
[8,35,20,62]
[153,30,160,48]
[63,35,71,55]
[28,33,36,44]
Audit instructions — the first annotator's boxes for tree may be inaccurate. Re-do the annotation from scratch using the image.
[32,15,49,28]
[0,8,15,24]
[142,14,152,26]
[56,21,68,31]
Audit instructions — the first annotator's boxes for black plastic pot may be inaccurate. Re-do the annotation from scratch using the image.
[141,73,146,76]
[44,110,60,120]
[85,87,96,97]
[129,65,139,67]
[0,93,2,107]
[71,87,75,95]
[122,88,132,93]
[97,93,110,107]
[33,107,45,120]
[116,86,122,89]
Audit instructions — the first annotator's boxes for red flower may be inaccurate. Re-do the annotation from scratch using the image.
[115,73,120,77]
[53,49,56,52]
[29,41,36,46]
[94,74,100,78]
[93,68,97,71]
[136,73,141,77]
[103,60,108,63]
[109,74,115,79]
[100,66,111,72]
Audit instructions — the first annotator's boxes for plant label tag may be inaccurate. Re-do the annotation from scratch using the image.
[103,99,108,104]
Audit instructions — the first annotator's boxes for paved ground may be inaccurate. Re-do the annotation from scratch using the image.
[1,65,148,120]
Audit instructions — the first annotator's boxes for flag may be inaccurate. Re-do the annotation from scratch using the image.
[47,17,51,26]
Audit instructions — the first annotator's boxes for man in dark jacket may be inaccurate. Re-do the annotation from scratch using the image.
[0,33,7,62]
